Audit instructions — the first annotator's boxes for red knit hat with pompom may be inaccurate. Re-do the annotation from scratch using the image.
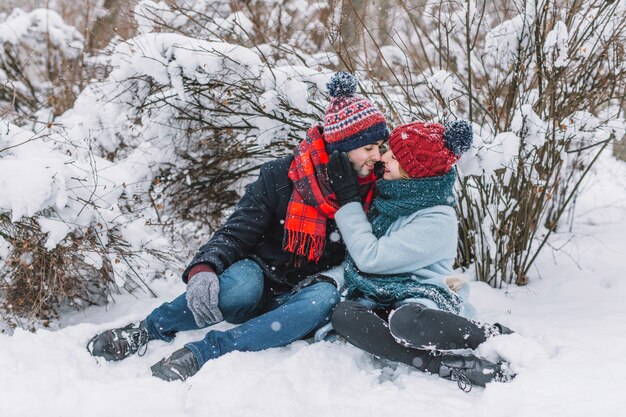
[389,120,473,178]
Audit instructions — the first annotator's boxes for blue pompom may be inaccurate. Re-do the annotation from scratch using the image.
[327,72,358,98]
[444,120,473,156]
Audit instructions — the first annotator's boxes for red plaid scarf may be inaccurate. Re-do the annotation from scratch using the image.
[283,125,376,264]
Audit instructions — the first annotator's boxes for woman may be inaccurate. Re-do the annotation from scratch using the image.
[327,120,514,391]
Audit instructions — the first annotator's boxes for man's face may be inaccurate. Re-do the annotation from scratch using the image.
[346,140,384,177]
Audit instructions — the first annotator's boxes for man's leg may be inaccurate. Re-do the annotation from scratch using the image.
[218,259,267,324]
[145,259,265,341]
[88,259,265,361]
[182,282,339,369]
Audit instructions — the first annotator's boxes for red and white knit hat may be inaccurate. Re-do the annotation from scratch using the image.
[323,72,389,153]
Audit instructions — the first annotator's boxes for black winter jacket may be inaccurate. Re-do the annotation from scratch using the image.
[182,156,347,291]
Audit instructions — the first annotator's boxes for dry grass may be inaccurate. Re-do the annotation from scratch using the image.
[0,217,112,328]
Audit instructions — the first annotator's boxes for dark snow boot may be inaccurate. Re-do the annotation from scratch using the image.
[86,321,150,361]
[438,353,514,392]
[389,304,514,350]
[151,347,199,382]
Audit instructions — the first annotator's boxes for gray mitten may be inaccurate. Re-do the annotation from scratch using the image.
[186,271,223,327]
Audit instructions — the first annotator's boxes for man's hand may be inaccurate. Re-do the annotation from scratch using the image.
[186,271,223,327]
[328,151,360,206]
[374,161,385,179]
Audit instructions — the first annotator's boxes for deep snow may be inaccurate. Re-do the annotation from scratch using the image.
[1,152,625,417]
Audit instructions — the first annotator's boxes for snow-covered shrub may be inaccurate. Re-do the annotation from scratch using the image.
[0,120,172,327]
[2,0,623,331]
[76,0,625,288]
[369,0,626,286]
[0,217,113,326]
[132,0,336,58]
[0,8,86,125]
[67,24,344,237]
[1,1,343,326]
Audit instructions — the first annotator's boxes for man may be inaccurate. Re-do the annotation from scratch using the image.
[86,72,390,381]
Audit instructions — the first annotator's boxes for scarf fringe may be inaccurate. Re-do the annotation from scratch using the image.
[283,229,325,263]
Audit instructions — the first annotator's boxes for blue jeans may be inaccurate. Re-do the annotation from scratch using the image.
[145,259,340,368]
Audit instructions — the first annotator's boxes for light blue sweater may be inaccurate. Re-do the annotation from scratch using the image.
[334,201,461,311]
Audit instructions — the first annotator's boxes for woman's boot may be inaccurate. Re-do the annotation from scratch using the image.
[438,352,514,392]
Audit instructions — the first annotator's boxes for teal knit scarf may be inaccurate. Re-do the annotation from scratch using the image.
[344,169,462,313]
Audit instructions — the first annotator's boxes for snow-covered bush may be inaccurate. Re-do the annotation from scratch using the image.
[0,120,172,327]
[366,0,626,286]
[0,8,86,125]
[267,0,624,286]
[132,0,336,58]
[66,30,342,235]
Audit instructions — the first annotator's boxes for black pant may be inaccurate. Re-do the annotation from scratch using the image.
[331,300,494,374]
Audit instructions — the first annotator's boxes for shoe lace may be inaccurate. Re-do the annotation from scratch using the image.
[124,324,149,357]
[135,328,149,357]
[450,369,473,393]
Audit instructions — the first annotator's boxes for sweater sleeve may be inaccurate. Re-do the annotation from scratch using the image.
[334,202,458,275]
[181,162,279,282]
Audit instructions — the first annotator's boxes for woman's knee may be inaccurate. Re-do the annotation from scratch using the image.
[388,303,427,337]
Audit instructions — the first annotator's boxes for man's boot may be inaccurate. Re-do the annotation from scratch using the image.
[86,321,150,361]
[438,353,514,392]
[151,347,199,382]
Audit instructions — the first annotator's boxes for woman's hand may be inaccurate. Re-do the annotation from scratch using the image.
[328,151,360,206]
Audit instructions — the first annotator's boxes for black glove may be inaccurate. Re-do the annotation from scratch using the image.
[328,151,360,206]
[374,161,385,179]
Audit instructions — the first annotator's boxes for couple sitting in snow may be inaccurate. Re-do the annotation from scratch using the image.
[87,72,514,391]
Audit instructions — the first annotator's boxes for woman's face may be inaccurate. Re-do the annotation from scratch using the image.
[380,149,404,180]
[346,141,384,177]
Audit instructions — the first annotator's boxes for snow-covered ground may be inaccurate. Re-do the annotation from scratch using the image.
[1,153,625,417]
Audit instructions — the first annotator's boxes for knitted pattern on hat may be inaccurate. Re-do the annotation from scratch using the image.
[324,72,389,153]
[389,120,473,178]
